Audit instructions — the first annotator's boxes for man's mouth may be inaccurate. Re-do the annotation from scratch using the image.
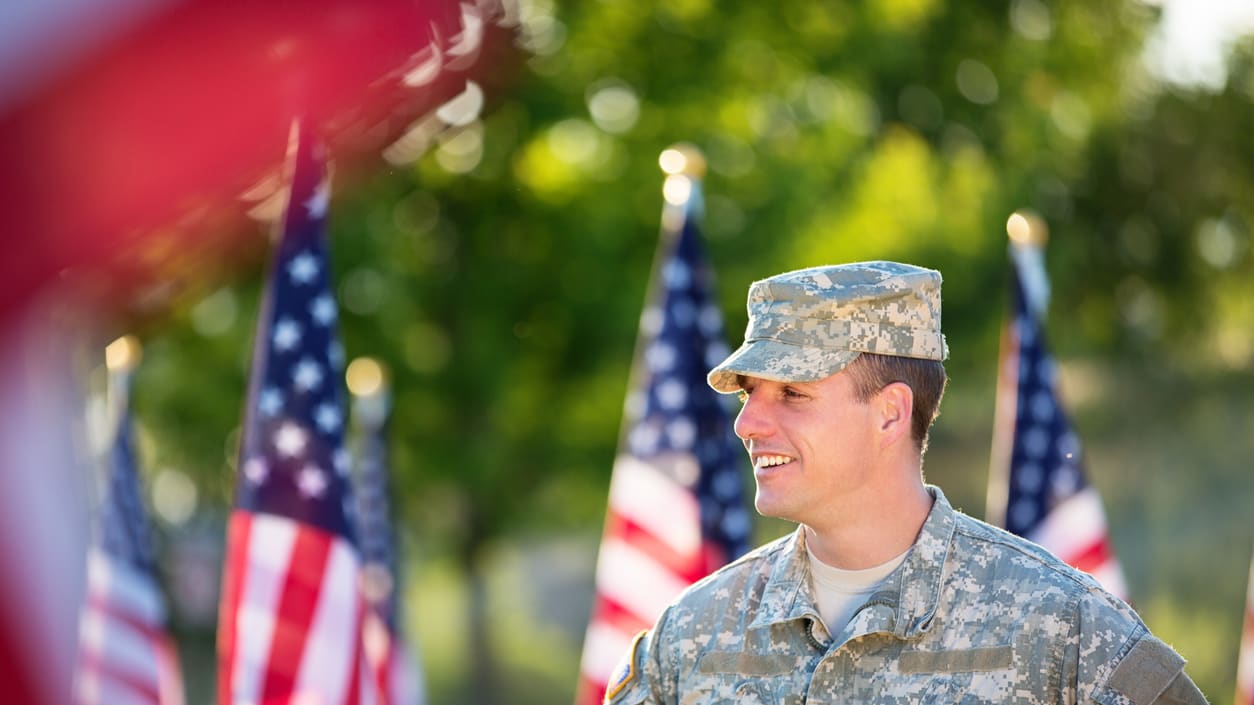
[754,454,794,470]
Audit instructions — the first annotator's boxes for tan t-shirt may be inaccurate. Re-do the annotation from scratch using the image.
[806,542,909,637]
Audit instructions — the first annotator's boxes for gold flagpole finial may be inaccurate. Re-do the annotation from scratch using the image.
[347,357,391,431]
[105,335,142,373]
[346,357,389,399]
[658,143,706,178]
[1006,209,1049,248]
[659,143,705,211]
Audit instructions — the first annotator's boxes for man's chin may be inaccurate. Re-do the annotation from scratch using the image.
[753,494,793,522]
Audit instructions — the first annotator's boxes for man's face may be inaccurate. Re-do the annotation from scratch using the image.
[733,370,879,526]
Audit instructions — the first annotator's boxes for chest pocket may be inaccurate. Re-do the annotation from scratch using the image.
[692,652,795,705]
[683,677,775,705]
[898,645,1016,704]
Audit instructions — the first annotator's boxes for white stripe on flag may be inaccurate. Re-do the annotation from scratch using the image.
[230,515,297,704]
[87,549,166,625]
[80,557,166,703]
[609,454,701,557]
[359,650,381,705]
[579,620,637,685]
[595,537,690,622]
[1088,560,1128,599]
[80,609,161,690]
[79,676,159,705]
[1025,487,1107,560]
[292,536,361,703]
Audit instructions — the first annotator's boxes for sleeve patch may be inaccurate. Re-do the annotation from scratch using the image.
[604,630,648,703]
[1105,636,1186,705]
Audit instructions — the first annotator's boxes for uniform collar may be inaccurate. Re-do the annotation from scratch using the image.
[749,485,956,640]
[749,525,818,631]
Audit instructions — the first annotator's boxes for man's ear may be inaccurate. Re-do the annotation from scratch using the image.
[876,382,914,448]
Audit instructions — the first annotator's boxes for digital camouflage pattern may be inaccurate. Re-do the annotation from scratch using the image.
[708,261,948,394]
[606,488,1207,705]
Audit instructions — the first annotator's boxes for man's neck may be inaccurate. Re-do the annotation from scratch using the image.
[803,480,933,570]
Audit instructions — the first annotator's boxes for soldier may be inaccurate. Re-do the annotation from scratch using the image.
[605,261,1207,705]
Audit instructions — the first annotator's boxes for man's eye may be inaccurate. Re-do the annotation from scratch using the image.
[782,388,805,399]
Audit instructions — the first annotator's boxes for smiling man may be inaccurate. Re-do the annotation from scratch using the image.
[605,262,1206,705]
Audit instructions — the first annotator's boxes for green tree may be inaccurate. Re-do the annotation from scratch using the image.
[129,2,1254,702]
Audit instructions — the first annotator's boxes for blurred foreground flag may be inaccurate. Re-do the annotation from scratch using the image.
[217,124,372,705]
[349,359,427,705]
[575,146,752,705]
[1237,552,1254,705]
[987,213,1128,599]
[76,337,185,705]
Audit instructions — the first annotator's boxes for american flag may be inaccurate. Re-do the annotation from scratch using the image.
[217,125,372,705]
[76,363,185,705]
[575,168,753,705]
[987,242,1128,599]
[1237,552,1254,705]
[352,378,426,705]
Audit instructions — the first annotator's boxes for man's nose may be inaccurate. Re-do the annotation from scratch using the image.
[733,393,771,441]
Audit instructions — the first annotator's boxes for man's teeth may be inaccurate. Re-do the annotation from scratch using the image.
[756,455,792,468]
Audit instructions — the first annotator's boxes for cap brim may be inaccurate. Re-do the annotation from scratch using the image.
[706,339,861,393]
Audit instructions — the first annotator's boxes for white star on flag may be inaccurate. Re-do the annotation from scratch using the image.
[273,318,302,352]
[259,388,283,417]
[243,457,270,485]
[663,259,691,288]
[288,252,320,285]
[310,295,337,326]
[333,448,351,477]
[328,341,345,370]
[293,358,324,392]
[314,403,342,434]
[297,465,328,498]
[646,341,677,372]
[698,305,723,335]
[305,179,330,218]
[273,423,308,458]
[656,378,687,410]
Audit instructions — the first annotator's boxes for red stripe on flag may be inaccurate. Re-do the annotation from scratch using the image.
[84,592,167,645]
[217,511,252,704]
[606,512,705,584]
[577,673,610,705]
[363,609,391,705]
[77,648,162,705]
[258,526,335,703]
[589,596,653,637]
[1065,535,1111,576]
[155,633,186,705]
[345,596,364,705]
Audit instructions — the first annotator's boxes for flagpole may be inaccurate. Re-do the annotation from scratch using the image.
[347,356,390,433]
[614,143,706,449]
[346,355,392,609]
[104,334,142,432]
[577,142,753,705]
[985,210,1048,527]
[82,333,187,705]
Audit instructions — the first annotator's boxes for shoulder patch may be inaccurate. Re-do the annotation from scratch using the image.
[604,630,648,703]
[1104,636,1186,705]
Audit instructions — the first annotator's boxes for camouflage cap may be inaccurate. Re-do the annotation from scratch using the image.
[707,261,948,393]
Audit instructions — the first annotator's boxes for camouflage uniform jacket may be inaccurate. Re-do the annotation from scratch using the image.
[608,487,1206,705]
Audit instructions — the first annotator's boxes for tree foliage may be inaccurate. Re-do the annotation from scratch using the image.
[128,2,1254,701]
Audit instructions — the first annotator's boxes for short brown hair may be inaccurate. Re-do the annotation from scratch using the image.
[844,352,948,452]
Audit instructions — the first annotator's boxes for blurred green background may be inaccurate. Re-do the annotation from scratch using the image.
[110,1,1254,703]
